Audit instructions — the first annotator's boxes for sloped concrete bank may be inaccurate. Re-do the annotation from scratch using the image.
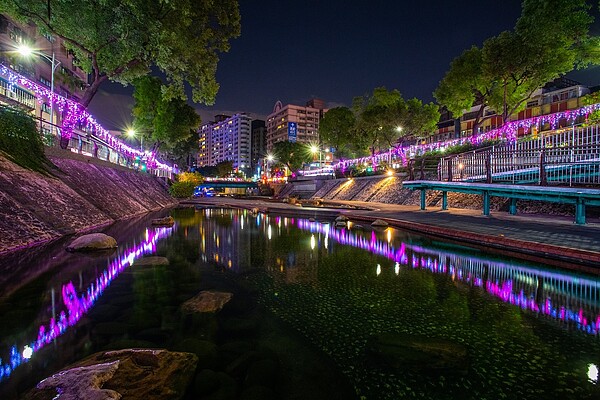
[0,151,176,254]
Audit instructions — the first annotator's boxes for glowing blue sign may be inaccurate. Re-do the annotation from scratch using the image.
[288,122,297,143]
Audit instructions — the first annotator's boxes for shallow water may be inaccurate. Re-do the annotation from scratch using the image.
[1,207,599,399]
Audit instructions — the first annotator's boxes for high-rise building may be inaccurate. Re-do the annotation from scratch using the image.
[265,99,327,152]
[197,113,252,174]
[251,119,266,175]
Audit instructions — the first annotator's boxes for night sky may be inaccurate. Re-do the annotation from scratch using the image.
[88,0,600,131]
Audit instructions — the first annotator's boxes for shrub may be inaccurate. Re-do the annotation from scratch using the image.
[177,171,204,185]
[169,181,196,198]
[0,105,52,173]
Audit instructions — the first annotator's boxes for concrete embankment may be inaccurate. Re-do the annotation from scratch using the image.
[0,150,176,254]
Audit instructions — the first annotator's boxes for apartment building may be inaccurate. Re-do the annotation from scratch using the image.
[198,113,252,175]
[251,119,266,175]
[0,14,88,139]
[265,98,327,152]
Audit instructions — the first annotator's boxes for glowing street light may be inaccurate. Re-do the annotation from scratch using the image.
[17,45,60,143]
[310,144,322,167]
[125,128,143,151]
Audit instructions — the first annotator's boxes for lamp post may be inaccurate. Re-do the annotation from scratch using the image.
[17,45,61,144]
[310,144,322,168]
[266,154,274,178]
[126,128,143,151]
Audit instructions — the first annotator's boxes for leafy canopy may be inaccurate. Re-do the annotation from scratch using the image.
[131,76,201,158]
[352,87,439,153]
[272,141,312,173]
[318,107,364,159]
[0,0,241,106]
[434,0,595,128]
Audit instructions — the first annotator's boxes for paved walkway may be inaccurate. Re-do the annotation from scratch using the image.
[186,197,600,271]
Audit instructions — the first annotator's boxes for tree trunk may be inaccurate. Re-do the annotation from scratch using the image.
[80,75,108,107]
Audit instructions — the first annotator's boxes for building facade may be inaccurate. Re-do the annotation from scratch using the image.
[198,113,252,175]
[251,119,266,175]
[0,14,88,141]
[265,99,327,152]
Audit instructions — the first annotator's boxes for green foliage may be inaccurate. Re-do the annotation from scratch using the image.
[168,181,196,198]
[132,76,201,158]
[319,107,361,159]
[435,0,595,129]
[272,141,312,173]
[215,160,234,177]
[177,172,204,185]
[0,0,241,106]
[352,87,440,153]
[0,106,52,172]
[581,91,600,125]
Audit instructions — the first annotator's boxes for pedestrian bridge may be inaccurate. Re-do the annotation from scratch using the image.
[402,180,600,225]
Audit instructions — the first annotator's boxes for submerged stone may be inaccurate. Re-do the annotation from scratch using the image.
[24,349,197,400]
[66,233,117,252]
[366,333,468,373]
[151,216,175,226]
[181,291,233,313]
[133,256,170,267]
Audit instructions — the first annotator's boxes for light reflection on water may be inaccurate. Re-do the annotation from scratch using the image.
[0,226,173,383]
[1,207,600,399]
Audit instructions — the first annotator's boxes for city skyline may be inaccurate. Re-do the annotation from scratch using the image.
[88,0,600,131]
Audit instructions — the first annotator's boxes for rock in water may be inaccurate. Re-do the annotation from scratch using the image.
[367,333,468,373]
[24,349,198,400]
[335,215,348,222]
[133,256,170,267]
[151,216,175,226]
[66,233,117,252]
[371,219,389,227]
[334,221,347,228]
[181,291,233,313]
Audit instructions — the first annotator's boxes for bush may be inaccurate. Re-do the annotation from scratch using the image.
[0,105,52,173]
[177,171,204,185]
[168,181,196,198]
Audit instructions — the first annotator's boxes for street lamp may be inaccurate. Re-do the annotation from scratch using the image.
[126,128,143,151]
[310,144,322,168]
[17,45,60,143]
[266,154,274,178]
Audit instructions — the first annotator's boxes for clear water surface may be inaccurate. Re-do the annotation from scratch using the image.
[0,207,599,400]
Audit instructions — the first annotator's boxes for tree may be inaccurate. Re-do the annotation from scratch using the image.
[434,46,493,135]
[132,76,201,157]
[352,87,439,153]
[0,0,241,107]
[318,107,361,159]
[272,141,312,173]
[435,0,595,128]
[215,160,234,177]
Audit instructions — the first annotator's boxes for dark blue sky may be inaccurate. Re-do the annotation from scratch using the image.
[89,0,600,130]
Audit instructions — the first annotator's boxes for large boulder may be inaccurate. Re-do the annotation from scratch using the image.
[181,291,233,313]
[366,333,468,373]
[24,349,198,400]
[151,216,175,226]
[66,233,117,252]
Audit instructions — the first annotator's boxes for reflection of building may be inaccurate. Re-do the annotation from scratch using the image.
[197,113,252,174]
[0,14,88,138]
[266,99,327,152]
[251,119,266,175]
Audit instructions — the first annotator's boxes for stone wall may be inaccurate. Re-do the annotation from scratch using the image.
[0,152,176,254]
[312,175,589,217]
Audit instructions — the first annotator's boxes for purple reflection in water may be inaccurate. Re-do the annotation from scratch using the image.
[296,219,600,335]
[0,226,173,382]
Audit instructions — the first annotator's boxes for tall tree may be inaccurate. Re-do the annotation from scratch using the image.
[318,107,363,159]
[0,0,241,107]
[272,141,312,173]
[132,76,201,157]
[352,87,439,153]
[435,0,595,128]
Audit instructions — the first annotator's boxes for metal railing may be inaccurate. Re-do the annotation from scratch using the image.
[439,124,600,186]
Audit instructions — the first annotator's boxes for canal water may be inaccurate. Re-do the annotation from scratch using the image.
[0,207,599,399]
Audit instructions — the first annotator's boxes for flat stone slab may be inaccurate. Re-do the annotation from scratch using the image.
[371,219,389,227]
[181,291,233,313]
[66,233,117,252]
[151,216,175,226]
[24,349,198,400]
[133,256,170,267]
